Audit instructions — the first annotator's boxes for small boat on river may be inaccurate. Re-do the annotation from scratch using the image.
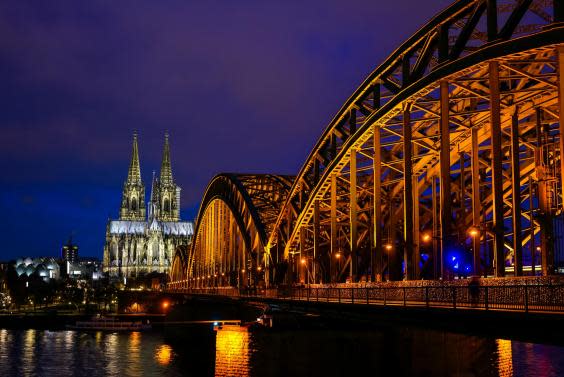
[67,316,151,331]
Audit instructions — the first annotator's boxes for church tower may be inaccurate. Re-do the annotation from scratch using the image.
[157,132,180,221]
[119,132,146,221]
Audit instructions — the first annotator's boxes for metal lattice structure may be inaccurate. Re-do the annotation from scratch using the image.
[173,0,564,288]
[184,174,293,287]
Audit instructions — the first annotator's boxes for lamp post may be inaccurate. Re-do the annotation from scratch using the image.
[384,243,393,282]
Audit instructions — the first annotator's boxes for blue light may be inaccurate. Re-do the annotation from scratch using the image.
[213,322,219,326]
[451,256,456,262]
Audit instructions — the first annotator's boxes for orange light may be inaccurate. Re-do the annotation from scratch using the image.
[162,301,169,309]
[335,252,341,259]
[300,258,306,265]
[536,246,541,251]
[257,266,262,272]
[384,244,393,251]
[468,227,479,237]
[422,233,431,243]
[241,269,245,273]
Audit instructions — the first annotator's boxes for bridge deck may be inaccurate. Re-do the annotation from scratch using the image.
[166,284,564,315]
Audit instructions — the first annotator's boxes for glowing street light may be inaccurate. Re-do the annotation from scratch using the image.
[300,258,306,265]
[422,233,432,243]
[384,243,393,251]
[335,252,341,259]
[468,227,479,237]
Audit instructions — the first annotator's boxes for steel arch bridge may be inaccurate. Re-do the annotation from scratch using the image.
[173,0,564,288]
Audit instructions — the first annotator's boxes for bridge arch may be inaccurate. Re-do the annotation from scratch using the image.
[266,0,564,284]
[169,245,189,289]
[175,1,564,289]
[188,174,293,287]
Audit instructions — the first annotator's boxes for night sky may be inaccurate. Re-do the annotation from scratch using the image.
[0,0,452,260]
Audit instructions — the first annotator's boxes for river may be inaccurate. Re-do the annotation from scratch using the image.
[1,326,563,376]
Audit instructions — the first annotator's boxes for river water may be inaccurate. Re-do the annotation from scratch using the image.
[1,326,564,377]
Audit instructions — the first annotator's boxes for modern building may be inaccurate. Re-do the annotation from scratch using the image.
[13,257,60,281]
[62,237,79,264]
[102,132,193,279]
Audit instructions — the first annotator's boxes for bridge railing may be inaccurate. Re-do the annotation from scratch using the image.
[167,283,564,314]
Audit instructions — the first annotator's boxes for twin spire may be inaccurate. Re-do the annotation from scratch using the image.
[127,131,142,184]
[126,131,174,186]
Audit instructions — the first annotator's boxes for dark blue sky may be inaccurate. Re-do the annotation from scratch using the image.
[0,0,452,260]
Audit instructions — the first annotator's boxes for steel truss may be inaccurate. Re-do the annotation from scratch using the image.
[173,0,564,288]
[186,174,293,287]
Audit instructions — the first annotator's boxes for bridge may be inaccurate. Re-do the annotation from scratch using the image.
[169,0,564,298]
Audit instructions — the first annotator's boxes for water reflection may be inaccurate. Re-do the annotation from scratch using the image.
[496,338,514,377]
[128,332,142,377]
[215,327,251,377]
[0,328,562,376]
[154,344,173,366]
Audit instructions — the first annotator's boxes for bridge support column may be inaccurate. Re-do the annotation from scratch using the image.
[489,61,506,277]
[313,199,320,283]
[350,149,358,281]
[439,80,452,279]
[330,174,338,282]
[471,127,482,276]
[559,46,564,207]
[536,109,555,276]
[300,228,306,284]
[373,125,382,282]
[511,108,523,276]
[413,174,420,279]
[403,106,414,280]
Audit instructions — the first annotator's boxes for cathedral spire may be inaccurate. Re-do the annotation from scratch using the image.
[119,131,146,221]
[159,131,173,185]
[148,170,159,222]
[127,131,142,184]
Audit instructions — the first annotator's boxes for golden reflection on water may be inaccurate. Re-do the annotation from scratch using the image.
[127,331,142,376]
[105,333,119,376]
[22,329,36,377]
[215,327,251,377]
[0,329,7,344]
[154,344,173,366]
[496,338,514,377]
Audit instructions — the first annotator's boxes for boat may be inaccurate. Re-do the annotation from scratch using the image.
[67,316,151,331]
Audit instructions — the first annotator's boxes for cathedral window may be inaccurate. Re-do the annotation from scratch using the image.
[131,197,138,211]
[164,198,170,213]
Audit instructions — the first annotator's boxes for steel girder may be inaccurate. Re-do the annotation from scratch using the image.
[267,0,564,283]
[187,174,294,287]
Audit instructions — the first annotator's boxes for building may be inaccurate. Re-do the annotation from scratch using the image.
[102,132,193,279]
[67,257,103,281]
[62,237,79,264]
[13,257,60,281]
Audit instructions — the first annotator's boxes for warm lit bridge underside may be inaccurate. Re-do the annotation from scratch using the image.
[170,0,564,289]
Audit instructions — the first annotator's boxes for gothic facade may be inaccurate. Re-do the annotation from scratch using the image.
[103,132,193,279]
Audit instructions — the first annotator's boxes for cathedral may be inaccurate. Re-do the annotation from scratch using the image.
[102,132,193,279]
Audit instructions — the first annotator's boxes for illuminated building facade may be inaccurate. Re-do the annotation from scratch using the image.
[103,132,193,278]
[61,238,79,264]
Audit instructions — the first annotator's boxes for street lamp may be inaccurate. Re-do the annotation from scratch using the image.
[468,226,479,238]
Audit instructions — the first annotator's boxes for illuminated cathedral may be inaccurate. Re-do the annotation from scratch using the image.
[102,132,193,279]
